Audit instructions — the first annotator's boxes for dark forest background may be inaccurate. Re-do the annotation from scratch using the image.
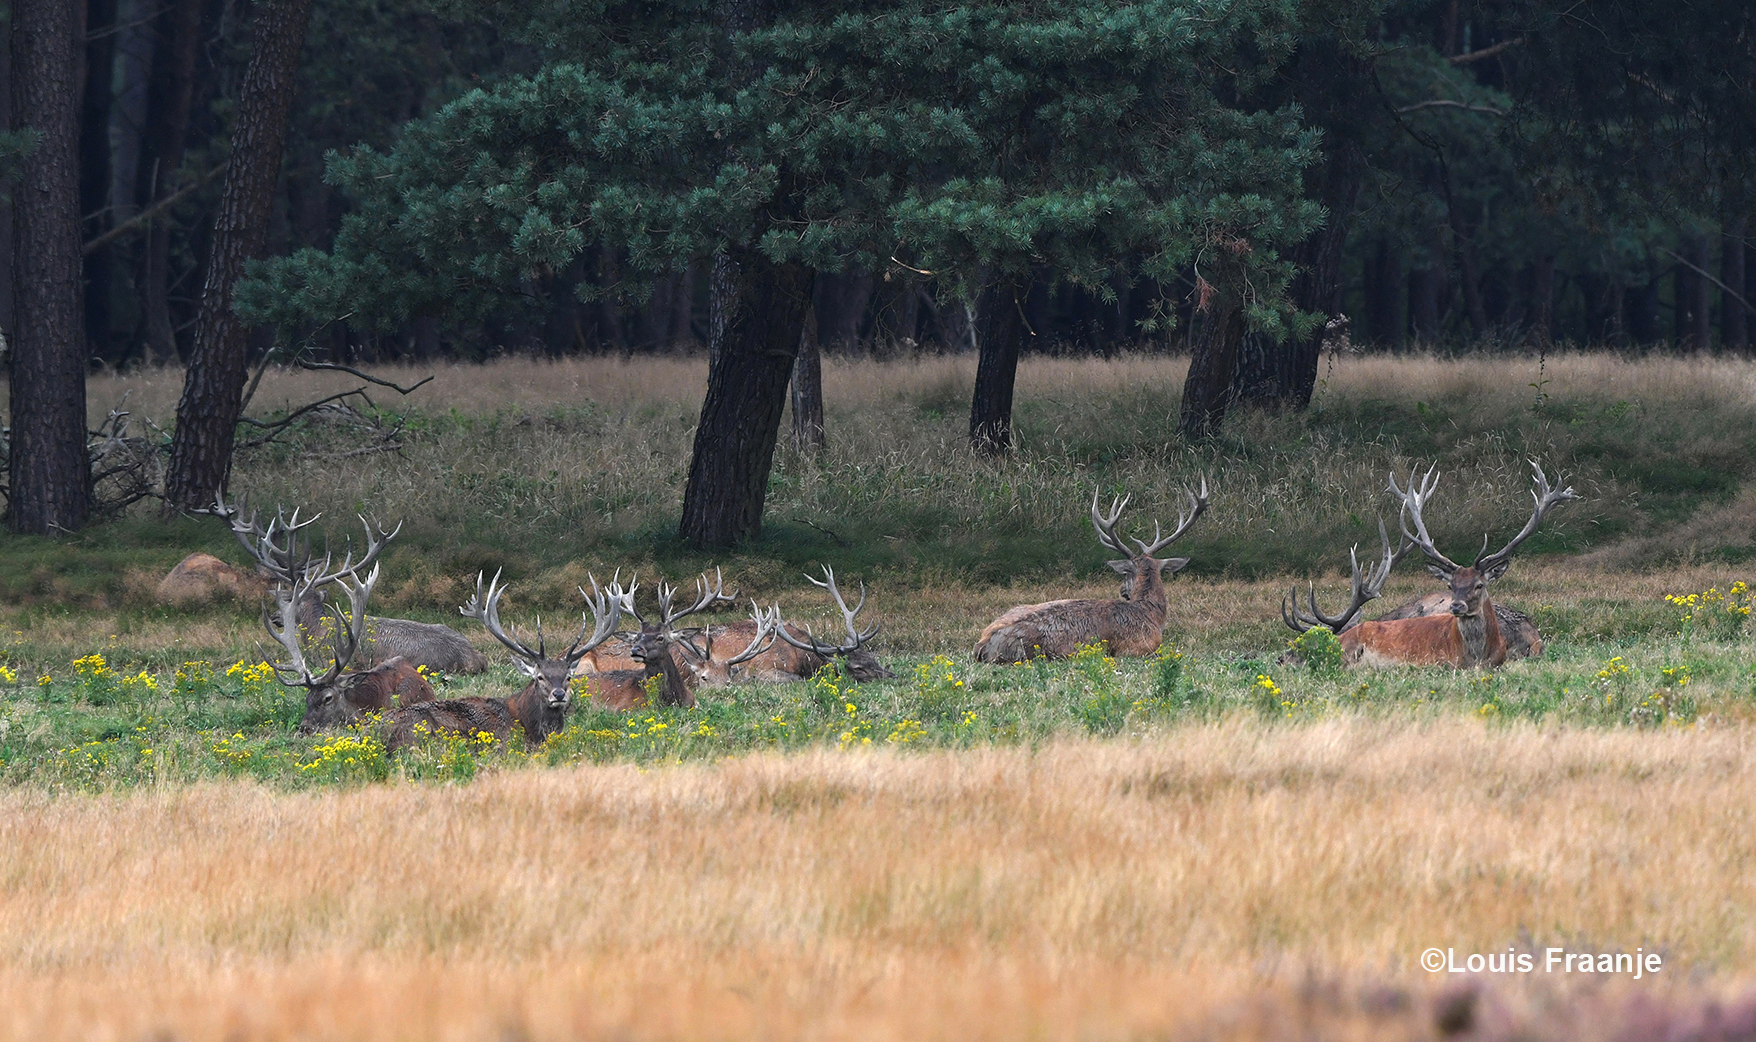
[5,0,1751,368]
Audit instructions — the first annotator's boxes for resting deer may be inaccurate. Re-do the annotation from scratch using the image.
[1286,461,1578,668]
[581,574,778,710]
[253,529,437,735]
[217,494,491,675]
[384,571,625,753]
[759,565,895,682]
[975,480,1208,662]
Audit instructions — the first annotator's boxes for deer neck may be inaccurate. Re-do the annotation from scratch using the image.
[1455,595,1503,666]
[1127,562,1169,622]
[507,679,564,744]
[643,647,692,707]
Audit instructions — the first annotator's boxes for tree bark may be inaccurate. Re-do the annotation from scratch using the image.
[1529,254,1555,346]
[967,281,1025,455]
[677,247,814,547]
[1178,296,1245,440]
[791,300,825,451]
[8,0,91,533]
[1231,139,1362,410]
[1366,239,1403,350]
[164,0,315,510]
[0,12,14,347]
[136,0,203,362]
[1723,218,1747,354]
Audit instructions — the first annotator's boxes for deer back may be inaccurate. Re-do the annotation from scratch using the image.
[1369,593,1542,659]
[383,697,517,753]
[974,583,1170,663]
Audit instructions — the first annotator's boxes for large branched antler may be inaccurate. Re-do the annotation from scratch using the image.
[775,565,881,657]
[1476,460,1580,572]
[1282,518,1410,633]
[1089,477,1210,559]
[1388,465,1459,574]
[263,557,379,687]
[217,491,400,588]
[460,569,625,671]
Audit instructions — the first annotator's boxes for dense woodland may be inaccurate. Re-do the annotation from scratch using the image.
[2,0,1754,541]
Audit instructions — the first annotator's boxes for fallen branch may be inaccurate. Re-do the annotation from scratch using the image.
[82,162,228,255]
[1396,99,1507,116]
[1448,37,1524,64]
[1659,246,1756,319]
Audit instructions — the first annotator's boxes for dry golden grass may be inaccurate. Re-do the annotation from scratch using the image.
[2,721,1754,1039]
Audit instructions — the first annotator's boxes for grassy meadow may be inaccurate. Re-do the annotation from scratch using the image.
[2,349,1756,1039]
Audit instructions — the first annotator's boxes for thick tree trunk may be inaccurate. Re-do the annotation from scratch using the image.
[1178,298,1245,440]
[1723,218,1747,354]
[967,282,1025,455]
[791,301,825,451]
[0,13,14,346]
[1689,233,1713,351]
[1626,257,1661,347]
[1366,240,1403,350]
[164,0,315,509]
[1232,139,1361,410]
[677,248,814,547]
[136,0,202,362]
[1408,264,1441,342]
[8,0,91,533]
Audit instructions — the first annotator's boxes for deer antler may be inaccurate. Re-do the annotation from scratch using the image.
[263,557,379,687]
[776,565,881,657]
[1090,478,1209,559]
[218,492,401,589]
[1282,518,1410,633]
[462,570,625,670]
[1389,465,1461,574]
[1475,460,1580,572]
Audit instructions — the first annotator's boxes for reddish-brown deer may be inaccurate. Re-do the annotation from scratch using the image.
[1286,461,1578,668]
[384,571,627,753]
[580,574,777,711]
[217,494,490,674]
[249,521,437,735]
[974,480,1208,663]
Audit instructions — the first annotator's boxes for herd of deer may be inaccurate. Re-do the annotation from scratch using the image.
[206,459,1577,752]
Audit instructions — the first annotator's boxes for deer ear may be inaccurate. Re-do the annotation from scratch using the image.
[1481,560,1511,582]
[1106,559,1133,575]
[1426,563,1453,581]
[1158,557,1190,576]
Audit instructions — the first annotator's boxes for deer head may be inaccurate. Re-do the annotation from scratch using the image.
[460,569,627,717]
[629,573,776,701]
[1091,478,1209,599]
[1391,460,1579,619]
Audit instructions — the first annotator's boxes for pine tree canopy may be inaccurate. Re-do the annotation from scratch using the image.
[239,0,1327,339]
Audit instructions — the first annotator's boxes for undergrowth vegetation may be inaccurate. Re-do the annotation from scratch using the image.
[0,353,1753,788]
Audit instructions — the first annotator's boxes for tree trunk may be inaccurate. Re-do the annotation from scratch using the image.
[1408,263,1441,342]
[791,300,825,451]
[1723,218,1747,354]
[1232,139,1361,410]
[677,247,813,547]
[1688,233,1712,351]
[8,0,91,533]
[967,281,1025,455]
[1367,240,1403,350]
[1178,297,1246,440]
[0,12,15,347]
[136,0,203,362]
[1626,257,1661,347]
[163,0,315,510]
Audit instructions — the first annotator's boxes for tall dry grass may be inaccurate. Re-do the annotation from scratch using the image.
[3,720,1755,1039]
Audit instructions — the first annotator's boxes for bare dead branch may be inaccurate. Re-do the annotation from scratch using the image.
[1447,37,1524,64]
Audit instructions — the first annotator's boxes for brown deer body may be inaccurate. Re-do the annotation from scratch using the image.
[1285,462,1577,669]
[386,571,627,753]
[581,576,776,710]
[1364,595,1543,658]
[975,482,1207,663]
[248,515,439,734]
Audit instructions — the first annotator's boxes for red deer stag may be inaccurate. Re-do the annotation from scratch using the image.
[974,479,1209,663]
[581,574,778,711]
[217,494,491,675]
[1287,461,1578,668]
[761,565,894,682]
[254,530,437,735]
[384,572,626,753]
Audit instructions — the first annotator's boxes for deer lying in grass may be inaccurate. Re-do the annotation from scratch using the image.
[974,480,1208,663]
[580,574,778,710]
[384,571,626,753]
[217,495,490,675]
[575,567,892,684]
[251,526,437,735]
[1285,461,1578,668]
